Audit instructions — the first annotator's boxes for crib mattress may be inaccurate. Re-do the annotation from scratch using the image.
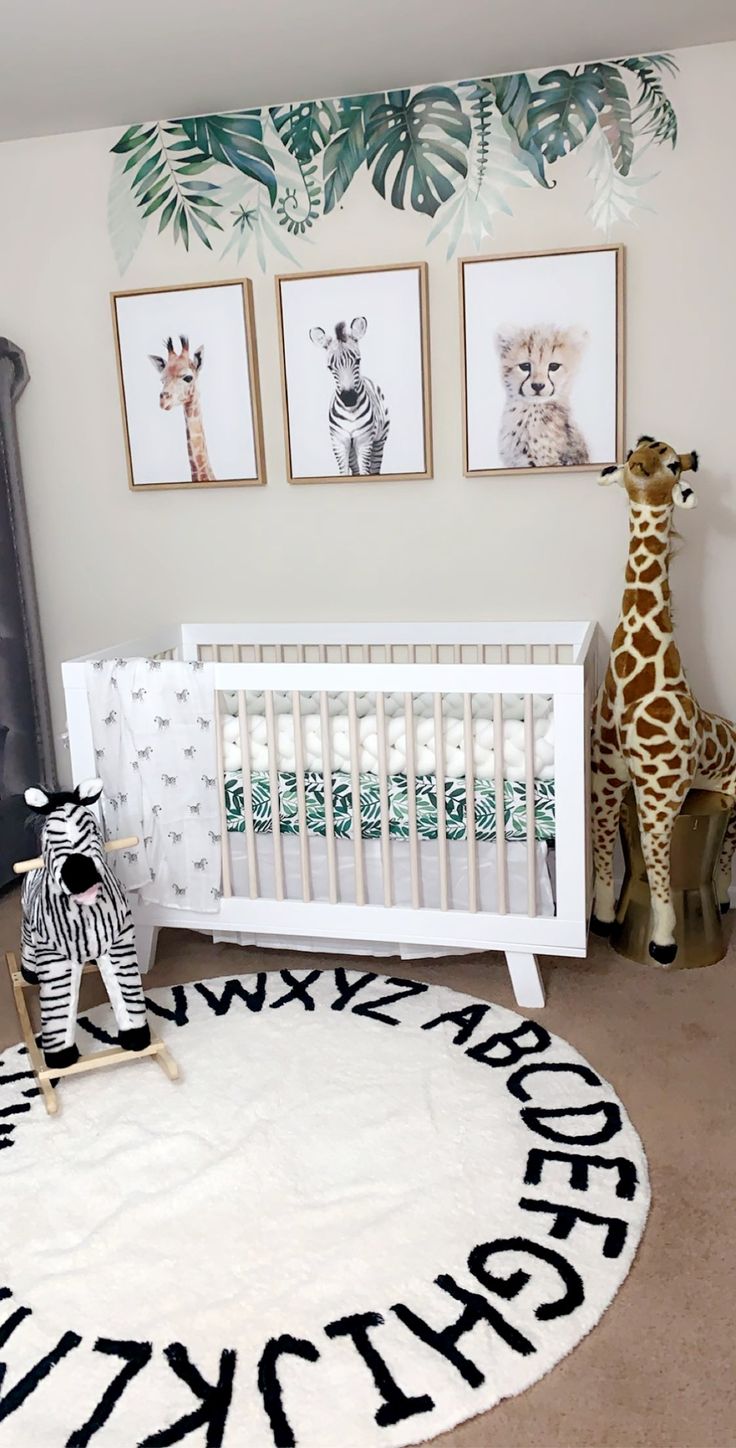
[224,770,555,842]
[221,691,555,782]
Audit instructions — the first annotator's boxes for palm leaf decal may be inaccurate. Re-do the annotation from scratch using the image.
[526,68,605,163]
[176,113,277,203]
[323,96,378,213]
[491,74,551,188]
[588,63,635,175]
[365,86,471,216]
[618,55,678,147]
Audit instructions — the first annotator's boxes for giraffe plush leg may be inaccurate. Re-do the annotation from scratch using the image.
[591,769,630,934]
[632,782,690,965]
[716,805,736,912]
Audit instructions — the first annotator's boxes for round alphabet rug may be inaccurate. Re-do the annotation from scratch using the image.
[0,970,649,1447]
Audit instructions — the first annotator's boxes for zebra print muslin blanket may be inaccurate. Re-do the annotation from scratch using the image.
[86,660,222,912]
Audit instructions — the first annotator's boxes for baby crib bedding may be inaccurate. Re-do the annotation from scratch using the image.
[224,770,556,842]
[220,691,555,781]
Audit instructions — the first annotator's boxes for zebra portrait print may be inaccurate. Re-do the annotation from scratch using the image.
[21,779,150,1069]
[310,317,390,476]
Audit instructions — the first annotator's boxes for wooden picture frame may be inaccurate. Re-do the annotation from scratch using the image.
[276,261,433,485]
[460,244,624,477]
[111,278,266,491]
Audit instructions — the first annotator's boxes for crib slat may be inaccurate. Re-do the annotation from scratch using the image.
[265,689,285,902]
[292,690,311,903]
[404,692,420,910]
[214,690,232,900]
[493,692,508,915]
[433,689,449,912]
[319,691,338,905]
[525,645,538,918]
[464,692,478,913]
[376,691,392,908]
[237,690,259,899]
[348,691,366,905]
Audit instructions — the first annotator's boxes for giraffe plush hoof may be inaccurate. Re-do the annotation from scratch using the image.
[590,915,614,937]
[117,1023,152,1053]
[649,940,678,966]
[44,1043,80,1070]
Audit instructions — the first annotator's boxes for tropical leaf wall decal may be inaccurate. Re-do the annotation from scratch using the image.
[109,54,678,273]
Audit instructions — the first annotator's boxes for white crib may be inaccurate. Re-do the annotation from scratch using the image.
[62,622,596,1008]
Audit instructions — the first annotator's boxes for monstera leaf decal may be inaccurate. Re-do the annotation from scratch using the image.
[365,86,471,216]
[269,100,339,163]
[526,68,605,163]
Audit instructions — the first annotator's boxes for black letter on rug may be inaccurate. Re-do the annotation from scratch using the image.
[519,1198,628,1259]
[421,1003,491,1046]
[352,978,429,1027]
[392,1274,534,1387]
[0,1329,82,1424]
[466,1020,551,1068]
[324,1311,434,1427]
[270,971,321,1012]
[139,1343,236,1446]
[331,969,377,1011]
[66,1338,153,1447]
[257,1334,320,1448]
[194,976,267,1016]
[524,1149,638,1201]
[144,987,190,1027]
[521,1101,622,1146]
[468,1237,584,1320]
[506,1061,602,1102]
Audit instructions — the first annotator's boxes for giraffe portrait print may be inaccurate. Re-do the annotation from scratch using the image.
[112,282,264,489]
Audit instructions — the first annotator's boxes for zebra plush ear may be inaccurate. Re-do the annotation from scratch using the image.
[25,786,53,813]
[309,327,328,348]
[350,317,367,339]
[75,778,104,805]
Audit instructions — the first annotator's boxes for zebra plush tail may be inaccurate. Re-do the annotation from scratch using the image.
[368,388,390,475]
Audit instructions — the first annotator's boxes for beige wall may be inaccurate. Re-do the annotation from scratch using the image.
[0,41,733,775]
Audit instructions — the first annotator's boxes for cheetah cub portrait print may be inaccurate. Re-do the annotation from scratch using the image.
[496,326,589,469]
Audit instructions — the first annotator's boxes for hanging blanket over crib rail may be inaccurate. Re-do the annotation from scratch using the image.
[86,660,222,912]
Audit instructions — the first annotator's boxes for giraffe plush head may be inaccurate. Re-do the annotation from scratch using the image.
[149,335,204,412]
[599,436,699,509]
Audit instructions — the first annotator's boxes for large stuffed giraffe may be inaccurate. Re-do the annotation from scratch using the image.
[591,435,736,964]
[150,335,214,483]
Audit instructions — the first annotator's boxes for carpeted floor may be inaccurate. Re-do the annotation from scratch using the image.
[0,884,733,1448]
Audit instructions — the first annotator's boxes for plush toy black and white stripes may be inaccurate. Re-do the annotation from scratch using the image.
[21,779,150,1068]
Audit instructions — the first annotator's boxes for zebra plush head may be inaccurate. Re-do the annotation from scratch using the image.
[309,318,367,406]
[25,779,106,904]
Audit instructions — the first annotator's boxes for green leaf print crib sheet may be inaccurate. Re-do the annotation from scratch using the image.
[224,771,555,842]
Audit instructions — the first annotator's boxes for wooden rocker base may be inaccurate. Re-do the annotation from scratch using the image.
[4,952,179,1116]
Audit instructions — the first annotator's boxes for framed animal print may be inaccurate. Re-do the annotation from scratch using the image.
[111,279,266,490]
[276,262,432,484]
[460,245,624,476]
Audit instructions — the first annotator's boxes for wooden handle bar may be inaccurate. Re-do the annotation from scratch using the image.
[13,837,140,876]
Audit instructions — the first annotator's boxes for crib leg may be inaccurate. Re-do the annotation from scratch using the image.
[134,924,159,975]
[505,952,545,1009]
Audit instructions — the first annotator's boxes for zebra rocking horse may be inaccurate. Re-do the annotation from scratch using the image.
[20,779,151,1069]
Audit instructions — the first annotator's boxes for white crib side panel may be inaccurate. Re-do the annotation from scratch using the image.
[62,664,98,787]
